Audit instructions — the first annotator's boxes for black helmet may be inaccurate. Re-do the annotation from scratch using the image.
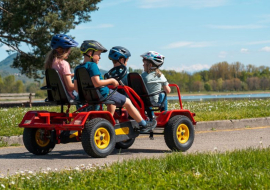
[80,40,107,54]
[108,46,131,61]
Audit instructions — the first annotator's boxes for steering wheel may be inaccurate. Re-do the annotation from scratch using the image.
[104,64,127,81]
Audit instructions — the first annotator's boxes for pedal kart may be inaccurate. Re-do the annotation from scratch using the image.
[19,66,196,158]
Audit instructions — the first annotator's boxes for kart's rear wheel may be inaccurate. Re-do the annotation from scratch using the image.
[23,128,55,155]
[115,138,135,149]
[82,118,116,158]
[164,115,195,151]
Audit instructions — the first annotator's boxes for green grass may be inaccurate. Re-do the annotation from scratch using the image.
[1,99,270,137]
[1,147,270,189]
[172,98,270,121]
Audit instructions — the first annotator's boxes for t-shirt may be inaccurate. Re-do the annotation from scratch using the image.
[51,59,74,99]
[74,62,109,98]
[141,71,169,103]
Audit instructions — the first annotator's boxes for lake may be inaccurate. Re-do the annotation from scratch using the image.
[168,93,270,101]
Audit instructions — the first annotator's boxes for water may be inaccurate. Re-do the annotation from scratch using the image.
[168,93,270,102]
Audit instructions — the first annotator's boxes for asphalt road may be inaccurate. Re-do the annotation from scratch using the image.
[1,126,270,176]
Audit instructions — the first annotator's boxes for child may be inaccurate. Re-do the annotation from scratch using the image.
[44,34,78,99]
[140,51,171,114]
[73,40,157,132]
[107,46,131,85]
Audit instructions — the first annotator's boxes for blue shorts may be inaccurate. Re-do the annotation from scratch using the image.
[107,89,126,107]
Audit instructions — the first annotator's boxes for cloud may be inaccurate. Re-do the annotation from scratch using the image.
[240,48,248,53]
[76,24,114,30]
[163,41,215,49]
[258,14,270,24]
[139,0,229,9]
[261,46,270,52]
[208,24,266,29]
[218,51,227,58]
[247,40,270,45]
[166,64,211,72]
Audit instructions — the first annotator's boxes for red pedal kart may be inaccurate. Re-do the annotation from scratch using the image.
[19,66,196,158]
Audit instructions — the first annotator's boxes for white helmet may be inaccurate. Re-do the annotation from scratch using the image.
[140,51,165,68]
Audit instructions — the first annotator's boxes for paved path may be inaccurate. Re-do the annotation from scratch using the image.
[1,126,270,176]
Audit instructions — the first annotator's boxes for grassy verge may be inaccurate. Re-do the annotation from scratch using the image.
[1,99,270,137]
[0,147,269,189]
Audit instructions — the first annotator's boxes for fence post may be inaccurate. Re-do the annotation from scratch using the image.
[29,93,32,108]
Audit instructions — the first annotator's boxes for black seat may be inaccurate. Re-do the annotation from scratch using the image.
[127,72,166,112]
[75,68,117,105]
[41,69,77,110]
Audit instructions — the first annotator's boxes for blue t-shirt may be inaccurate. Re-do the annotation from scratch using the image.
[74,62,109,98]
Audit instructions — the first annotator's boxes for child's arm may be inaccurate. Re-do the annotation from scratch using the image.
[74,80,78,92]
[63,74,74,91]
[91,76,119,88]
[163,85,171,94]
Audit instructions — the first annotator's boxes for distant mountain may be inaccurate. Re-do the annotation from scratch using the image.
[0,53,108,80]
[0,53,19,76]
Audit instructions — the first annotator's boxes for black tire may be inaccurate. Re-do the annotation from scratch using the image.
[23,128,55,155]
[164,115,195,151]
[81,118,116,158]
[115,138,135,149]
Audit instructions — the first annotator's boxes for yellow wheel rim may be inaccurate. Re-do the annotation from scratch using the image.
[176,124,189,144]
[35,129,50,147]
[94,127,110,149]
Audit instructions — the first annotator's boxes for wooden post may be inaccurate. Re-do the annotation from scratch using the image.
[29,93,32,108]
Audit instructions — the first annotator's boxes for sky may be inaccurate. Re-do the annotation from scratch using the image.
[0,0,270,73]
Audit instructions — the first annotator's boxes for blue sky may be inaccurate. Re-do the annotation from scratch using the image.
[0,0,270,72]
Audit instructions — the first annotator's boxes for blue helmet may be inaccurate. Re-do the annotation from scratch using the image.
[108,46,131,61]
[50,34,78,49]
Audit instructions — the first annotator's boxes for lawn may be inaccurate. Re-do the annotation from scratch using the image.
[0,147,269,189]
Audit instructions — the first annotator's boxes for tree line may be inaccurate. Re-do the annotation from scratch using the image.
[0,75,45,97]
[1,61,270,96]
[130,61,270,92]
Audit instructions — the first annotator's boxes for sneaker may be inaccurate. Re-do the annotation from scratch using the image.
[140,120,157,133]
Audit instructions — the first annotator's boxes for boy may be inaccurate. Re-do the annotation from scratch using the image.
[73,40,157,132]
[107,46,130,85]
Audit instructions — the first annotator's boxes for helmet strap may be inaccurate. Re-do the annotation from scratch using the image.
[118,57,126,65]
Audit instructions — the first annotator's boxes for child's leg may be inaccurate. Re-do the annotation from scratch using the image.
[123,98,143,122]
[158,93,168,111]
[107,104,116,116]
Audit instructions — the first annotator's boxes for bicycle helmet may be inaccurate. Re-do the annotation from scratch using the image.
[108,46,131,61]
[140,51,165,67]
[80,40,107,54]
[50,34,78,49]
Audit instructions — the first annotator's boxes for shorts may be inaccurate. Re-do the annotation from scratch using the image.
[107,89,126,107]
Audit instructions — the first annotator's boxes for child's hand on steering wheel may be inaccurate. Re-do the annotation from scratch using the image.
[111,78,119,88]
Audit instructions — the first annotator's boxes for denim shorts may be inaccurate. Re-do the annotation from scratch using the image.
[107,89,126,107]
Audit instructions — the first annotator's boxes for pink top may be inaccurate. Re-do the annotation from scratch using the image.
[51,58,75,99]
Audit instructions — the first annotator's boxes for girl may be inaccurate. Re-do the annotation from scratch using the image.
[44,34,78,99]
[140,51,171,115]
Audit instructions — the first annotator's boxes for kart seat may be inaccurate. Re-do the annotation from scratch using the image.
[127,72,166,112]
[75,68,117,105]
[40,69,77,108]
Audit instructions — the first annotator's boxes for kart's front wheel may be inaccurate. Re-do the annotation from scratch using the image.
[82,118,116,158]
[164,115,195,151]
[23,128,55,155]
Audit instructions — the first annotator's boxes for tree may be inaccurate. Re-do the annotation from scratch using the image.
[0,0,102,79]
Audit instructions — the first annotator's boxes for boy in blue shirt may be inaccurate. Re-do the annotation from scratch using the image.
[74,40,157,132]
